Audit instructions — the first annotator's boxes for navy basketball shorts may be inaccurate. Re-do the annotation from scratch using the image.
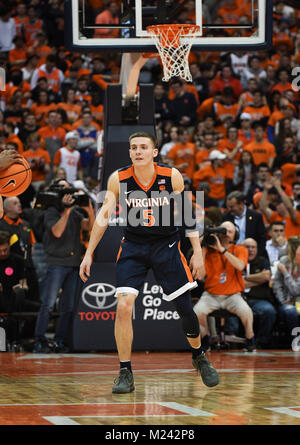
[115,236,198,301]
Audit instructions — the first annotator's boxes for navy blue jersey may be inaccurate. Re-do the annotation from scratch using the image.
[118,163,178,243]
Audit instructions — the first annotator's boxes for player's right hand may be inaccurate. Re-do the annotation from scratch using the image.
[79,254,92,282]
[0,150,23,170]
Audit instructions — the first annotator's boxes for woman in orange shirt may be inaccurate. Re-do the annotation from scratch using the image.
[168,128,196,180]
[27,31,51,67]
[22,132,51,191]
[193,150,228,207]
[57,88,82,125]
[9,35,27,68]
[30,90,57,127]
[217,126,243,181]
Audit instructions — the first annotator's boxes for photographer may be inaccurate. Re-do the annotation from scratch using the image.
[194,220,256,352]
[33,179,95,353]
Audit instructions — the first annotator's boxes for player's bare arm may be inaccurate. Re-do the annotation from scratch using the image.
[79,171,119,282]
[171,167,204,280]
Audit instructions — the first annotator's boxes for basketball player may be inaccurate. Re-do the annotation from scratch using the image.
[0,150,23,219]
[79,132,219,393]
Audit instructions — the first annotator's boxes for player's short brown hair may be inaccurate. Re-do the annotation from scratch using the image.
[129,132,157,148]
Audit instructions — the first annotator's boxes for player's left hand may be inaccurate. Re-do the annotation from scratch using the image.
[189,253,205,281]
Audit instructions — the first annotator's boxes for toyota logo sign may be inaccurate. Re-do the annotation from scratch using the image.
[82,283,117,310]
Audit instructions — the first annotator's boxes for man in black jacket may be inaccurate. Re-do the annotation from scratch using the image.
[222,191,267,256]
[169,78,198,127]
[0,230,40,344]
[0,196,40,302]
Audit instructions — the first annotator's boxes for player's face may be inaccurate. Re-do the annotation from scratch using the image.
[129,137,158,166]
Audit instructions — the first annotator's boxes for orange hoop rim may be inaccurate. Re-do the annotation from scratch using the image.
[147,23,201,36]
[147,24,201,48]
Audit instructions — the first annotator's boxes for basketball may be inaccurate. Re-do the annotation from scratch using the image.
[0,157,32,197]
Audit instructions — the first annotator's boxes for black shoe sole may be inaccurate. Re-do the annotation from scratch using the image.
[192,359,220,387]
[112,385,135,394]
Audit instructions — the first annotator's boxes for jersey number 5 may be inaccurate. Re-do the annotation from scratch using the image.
[143,209,155,227]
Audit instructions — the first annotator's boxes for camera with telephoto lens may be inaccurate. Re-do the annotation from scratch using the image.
[34,185,90,210]
[202,225,227,247]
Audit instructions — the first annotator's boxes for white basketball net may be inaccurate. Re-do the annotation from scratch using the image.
[147,24,201,82]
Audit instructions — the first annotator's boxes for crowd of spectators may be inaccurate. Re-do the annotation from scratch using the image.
[0,0,299,351]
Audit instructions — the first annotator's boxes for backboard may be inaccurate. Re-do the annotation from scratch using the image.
[65,0,272,53]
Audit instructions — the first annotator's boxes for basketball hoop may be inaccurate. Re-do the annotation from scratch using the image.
[147,24,201,82]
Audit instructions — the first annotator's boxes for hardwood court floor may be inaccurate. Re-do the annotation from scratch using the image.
[0,349,299,425]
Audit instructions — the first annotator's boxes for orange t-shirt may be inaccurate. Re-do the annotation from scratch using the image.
[9,48,27,66]
[57,102,82,123]
[94,10,119,38]
[244,139,276,165]
[218,138,243,179]
[204,244,248,295]
[214,103,239,123]
[239,91,254,107]
[281,163,298,185]
[268,210,300,238]
[268,110,285,128]
[5,134,24,154]
[4,81,31,105]
[38,125,66,140]
[271,83,294,95]
[217,4,249,23]
[14,16,26,36]
[243,104,271,122]
[195,149,211,167]
[91,74,108,91]
[34,45,51,67]
[168,142,196,179]
[90,104,104,126]
[23,148,51,181]
[197,97,214,120]
[30,102,57,126]
[193,164,227,199]
[238,129,255,145]
[24,18,43,45]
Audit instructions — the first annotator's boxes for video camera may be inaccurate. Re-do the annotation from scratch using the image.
[34,185,90,210]
[201,225,227,247]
